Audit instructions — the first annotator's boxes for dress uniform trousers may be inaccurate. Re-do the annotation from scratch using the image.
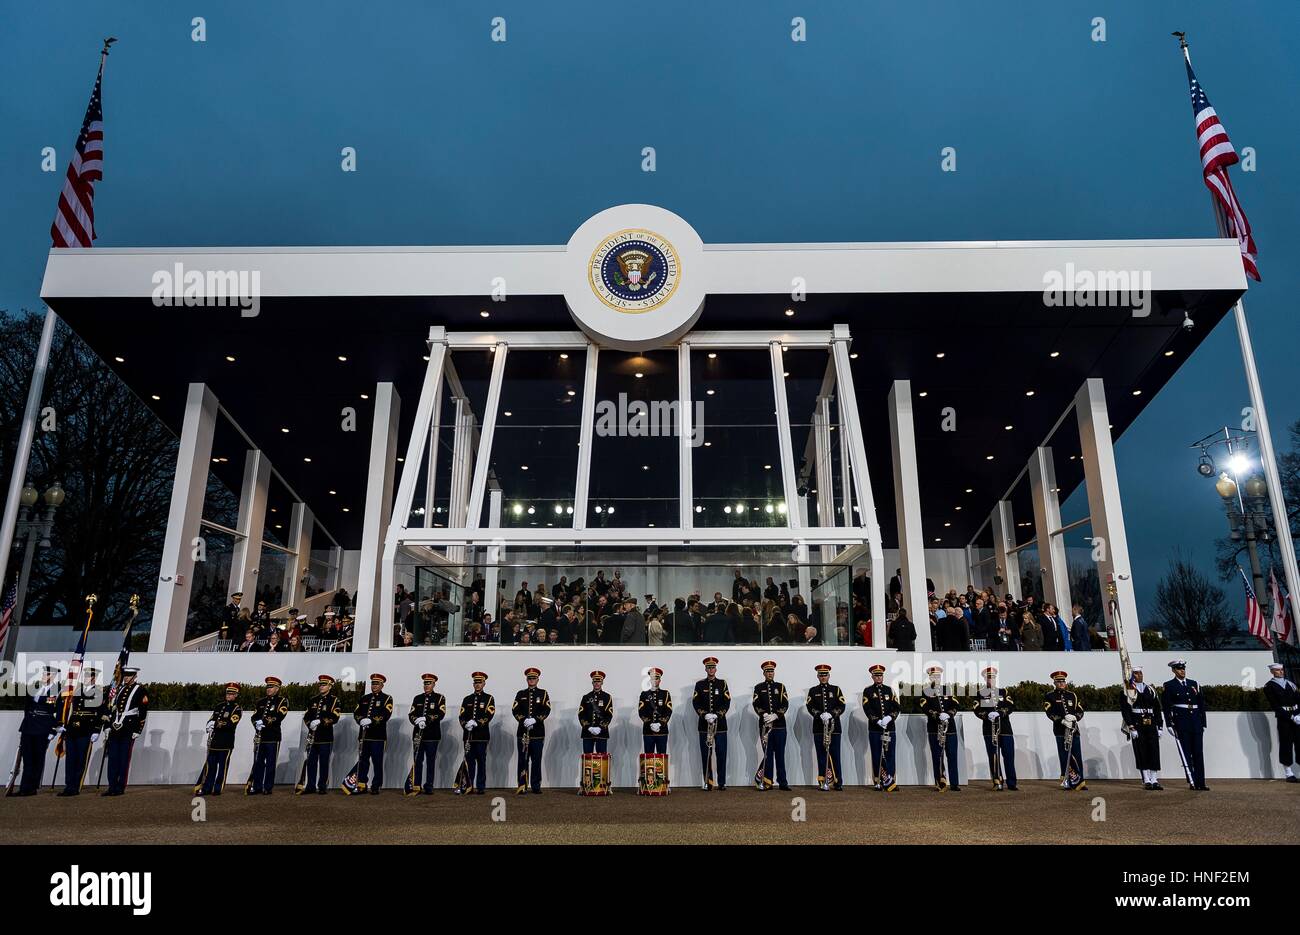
[1277,718,1299,767]
[357,739,385,789]
[643,734,667,754]
[762,728,787,786]
[929,730,959,787]
[61,735,94,794]
[199,748,232,795]
[1055,732,1084,786]
[413,739,439,793]
[17,734,50,794]
[983,733,1017,788]
[582,738,608,754]
[305,741,332,792]
[1169,712,1205,787]
[867,730,897,784]
[517,736,543,791]
[813,732,841,786]
[698,732,727,787]
[251,740,279,793]
[105,735,135,794]
[465,741,487,792]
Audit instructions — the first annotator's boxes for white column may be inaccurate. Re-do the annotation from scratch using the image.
[326,545,343,592]
[228,449,271,605]
[150,383,218,652]
[573,343,599,530]
[678,341,694,529]
[991,500,1020,599]
[886,380,930,650]
[482,487,503,643]
[646,546,659,601]
[354,382,400,651]
[770,342,800,530]
[466,343,508,530]
[1028,446,1072,614]
[286,501,314,609]
[814,394,835,562]
[1075,378,1141,654]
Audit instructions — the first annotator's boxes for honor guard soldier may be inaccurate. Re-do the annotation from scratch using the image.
[972,666,1017,791]
[102,667,148,796]
[354,674,394,795]
[195,682,241,796]
[458,672,494,794]
[639,667,672,754]
[806,664,846,791]
[248,676,289,795]
[409,673,447,795]
[59,666,107,796]
[752,661,789,790]
[9,665,60,796]
[301,674,341,794]
[1161,660,1208,790]
[862,664,899,792]
[1264,662,1300,782]
[514,667,551,794]
[919,665,961,791]
[579,671,614,753]
[693,657,731,790]
[1044,671,1086,791]
[221,591,243,641]
[1121,666,1163,790]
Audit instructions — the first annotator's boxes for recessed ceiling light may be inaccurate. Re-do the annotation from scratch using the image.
[211,458,220,464]
[337,355,347,362]
[1025,390,1035,397]
[934,537,941,542]
[965,488,973,493]
[280,427,290,434]
[114,355,124,363]
[396,456,404,462]
[1164,350,1175,357]
[329,490,337,495]
[1132,389,1142,396]
[270,508,277,513]
[527,506,535,515]
[706,389,715,396]
[784,309,794,317]
[341,507,350,513]
[955,506,962,511]
[479,310,489,318]
[1004,425,1013,430]
[707,352,717,359]
[944,522,951,527]
[642,465,649,471]
[695,505,704,513]
[783,371,790,377]
[704,441,712,447]
[985,455,995,460]
[521,465,529,471]
[1050,351,1060,358]
[918,391,928,398]
[150,394,161,401]
[360,394,369,400]
[422,355,430,362]
[560,353,569,359]
[635,372,644,379]
[225,355,236,362]
[275,524,282,529]
[850,352,858,359]
[503,411,512,417]
[567,389,576,396]
[303,457,312,463]
[935,352,945,359]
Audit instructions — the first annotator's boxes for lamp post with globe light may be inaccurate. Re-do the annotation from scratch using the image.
[2,480,66,663]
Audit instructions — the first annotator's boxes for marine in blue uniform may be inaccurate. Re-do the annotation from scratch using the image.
[1263,662,1300,782]
[579,671,613,754]
[751,660,789,790]
[457,672,494,794]
[1161,659,1208,791]
[861,663,899,792]
[1043,670,1086,791]
[972,665,1017,791]
[197,682,241,796]
[805,664,845,791]
[692,657,730,790]
[301,674,341,794]
[354,673,394,794]
[638,667,671,754]
[513,667,551,794]
[9,665,60,796]
[919,665,961,791]
[408,673,446,795]
[1121,666,1163,790]
[248,675,289,795]
[58,665,107,797]
[102,667,148,796]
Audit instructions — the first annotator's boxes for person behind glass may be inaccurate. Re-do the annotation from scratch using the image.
[693,657,731,790]
[972,666,1017,791]
[988,612,1015,652]
[639,667,672,753]
[919,664,961,792]
[579,671,613,754]
[9,664,60,797]
[1018,611,1043,651]
[861,664,899,792]
[620,597,646,645]
[806,664,846,791]
[221,590,243,643]
[408,673,446,795]
[752,660,789,790]
[353,674,394,795]
[458,672,494,794]
[301,674,340,794]
[238,628,257,652]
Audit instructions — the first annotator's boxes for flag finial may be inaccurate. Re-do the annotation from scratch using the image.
[101,37,117,56]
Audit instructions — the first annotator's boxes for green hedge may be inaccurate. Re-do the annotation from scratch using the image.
[0,679,1274,713]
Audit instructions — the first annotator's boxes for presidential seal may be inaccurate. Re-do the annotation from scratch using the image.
[588,229,681,313]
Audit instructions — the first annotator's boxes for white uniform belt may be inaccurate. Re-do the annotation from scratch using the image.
[1172,703,1197,709]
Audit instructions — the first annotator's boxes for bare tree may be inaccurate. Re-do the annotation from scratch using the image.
[1150,550,1241,650]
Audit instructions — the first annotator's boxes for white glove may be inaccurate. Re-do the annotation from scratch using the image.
[650,722,661,732]
[819,712,832,723]
[254,719,265,730]
[705,713,717,723]
[878,715,892,728]
[131,733,140,740]
[205,720,215,730]
[762,713,777,724]
[309,719,321,729]
[47,733,55,741]
[938,713,950,723]
[55,726,66,735]
[1157,727,1165,737]
[465,720,477,730]
[1292,714,1300,725]
[588,726,600,735]
[988,711,999,721]
[1063,714,1076,725]
[91,733,100,743]
[359,718,372,727]
[523,717,536,728]
[416,717,428,728]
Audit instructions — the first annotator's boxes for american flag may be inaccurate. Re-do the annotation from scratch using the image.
[1270,568,1297,647]
[1240,566,1271,648]
[1184,58,1259,281]
[50,54,107,248]
[0,574,16,656]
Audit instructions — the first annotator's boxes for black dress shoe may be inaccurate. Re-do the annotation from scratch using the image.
[1286,775,1299,783]
[1196,785,1210,791]
[56,790,78,797]
[778,783,791,791]
[1006,785,1018,791]
[369,789,381,795]
[832,784,843,791]
[300,788,315,795]
[1152,783,1163,790]
[530,789,542,795]
[1142,782,1152,790]
[950,786,962,792]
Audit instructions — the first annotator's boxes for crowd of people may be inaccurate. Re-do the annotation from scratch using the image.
[218,588,355,652]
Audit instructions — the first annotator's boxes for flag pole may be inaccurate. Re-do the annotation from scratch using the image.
[1176,32,1298,667]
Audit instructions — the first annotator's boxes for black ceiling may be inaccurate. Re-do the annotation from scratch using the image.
[48,285,1242,549]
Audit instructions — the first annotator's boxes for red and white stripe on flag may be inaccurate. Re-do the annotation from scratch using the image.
[1271,569,1297,647]
[50,63,105,248]
[1241,567,1272,648]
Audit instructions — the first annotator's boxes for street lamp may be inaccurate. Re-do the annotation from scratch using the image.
[2,480,68,662]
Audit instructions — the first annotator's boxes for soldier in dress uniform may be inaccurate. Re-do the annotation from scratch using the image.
[861,663,899,792]
[354,673,394,795]
[919,664,961,791]
[692,657,731,790]
[197,682,242,796]
[8,664,60,796]
[248,675,289,795]
[1263,662,1300,782]
[513,667,551,794]
[409,673,446,795]
[579,671,614,753]
[1121,665,1163,790]
[458,672,495,794]
[1161,659,1208,791]
[1044,670,1086,791]
[58,665,107,796]
[806,664,846,791]
[301,674,341,794]
[638,667,672,754]
[752,660,789,790]
[102,666,148,796]
[972,665,1017,791]
[221,591,243,642]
